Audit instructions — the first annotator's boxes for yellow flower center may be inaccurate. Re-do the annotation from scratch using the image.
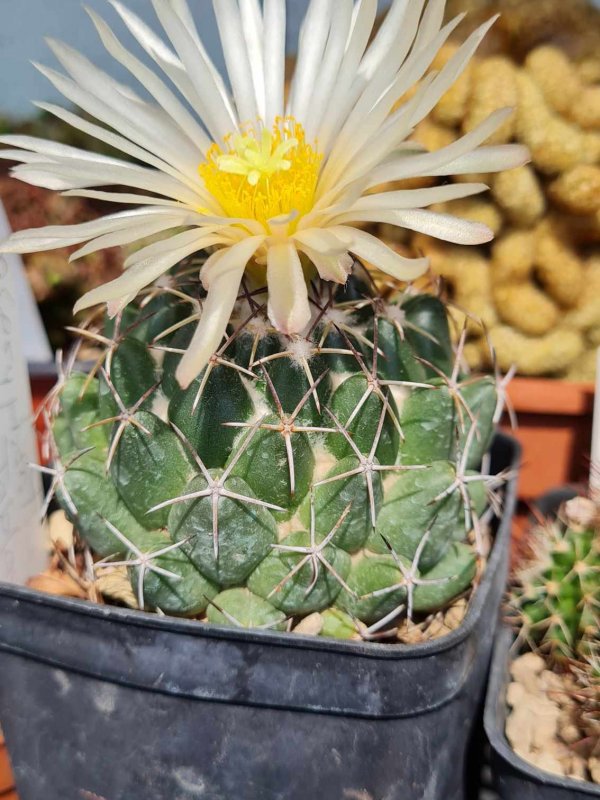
[199,117,322,229]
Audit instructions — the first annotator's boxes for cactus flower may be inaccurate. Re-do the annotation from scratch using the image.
[0,0,528,387]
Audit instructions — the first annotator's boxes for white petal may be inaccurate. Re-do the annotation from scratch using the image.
[199,234,267,288]
[213,0,259,123]
[174,262,244,389]
[423,144,530,176]
[44,38,199,174]
[86,8,211,154]
[122,227,226,270]
[60,189,193,208]
[358,0,416,81]
[413,0,446,52]
[295,242,353,283]
[239,0,266,119]
[176,236,267,388]
[0,134,130,166]
[320,12,463,194]
[335,183,488,215]
[0,208,187,253]
[73,229,227,314]
[288,0,334,123]
[334,227,429,282]
[34,102,212,204]
[367,108,516,187]
[342,209,494,245]
[316,0,377,153]
[11,157,199,206]
[151,0,237,141]
[326,72,438,190]
[267,242,311,335]
[69,213,198,261]
[292,228,351,256]
[33,63,199,191]
[109,0,216,121]
[303,1,354,141]
[408,16,498,125]
[263,0,286,123]
[171,0,237,126]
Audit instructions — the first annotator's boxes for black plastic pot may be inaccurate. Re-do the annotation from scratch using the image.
[485,487,599,800]
[0,435,519,800]
[485,627,600,800]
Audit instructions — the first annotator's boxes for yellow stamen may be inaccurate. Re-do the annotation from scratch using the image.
[199,117,322,229]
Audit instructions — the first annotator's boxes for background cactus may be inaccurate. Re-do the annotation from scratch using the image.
[44,260,508,641]
[511,495,600,663]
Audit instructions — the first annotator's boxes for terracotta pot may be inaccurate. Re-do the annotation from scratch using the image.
[0,735,15,796]
[502,377,595,502]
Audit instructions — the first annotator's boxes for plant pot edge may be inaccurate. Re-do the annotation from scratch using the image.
[485,626,600,798]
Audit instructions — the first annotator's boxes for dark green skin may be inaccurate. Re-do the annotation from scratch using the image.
[319,324,367,374]
[168,364,253,469]
[98,337,157,420]
[227,419,314,517]
[368,317,427,383]
[458,377,498,469]
[262,353,332,427]
[412,542,476,612]
[298,455,383,553]
[326,375,400,464]
[398,381,455,465]
[207,588,287,630]
[335,553,410,624]
[169,472,277,587]
[248,530,351,615]
[127,529,217,616]
[233,330,280,370]
[104,293,188,348]
[160,324,194,399]
[60,461,155,557]
[333,269,375,323]
[320,608,357,640]
[368,461,464,571]
[403,295,454,378]
[52,373,108,461]
[110,411,197,529]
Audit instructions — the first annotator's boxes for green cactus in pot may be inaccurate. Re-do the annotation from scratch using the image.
[42,266,508,640]
[510,495,600,663]
[0,0,528,641]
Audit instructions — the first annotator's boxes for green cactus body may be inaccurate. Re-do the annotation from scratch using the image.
[47,271,502,639]
[512,498,600,663]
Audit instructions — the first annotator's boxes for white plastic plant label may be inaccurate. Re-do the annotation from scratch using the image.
[0,254,46,584]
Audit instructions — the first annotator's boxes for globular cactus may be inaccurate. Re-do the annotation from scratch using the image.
[44,262,506,641]
[511,495,600,663]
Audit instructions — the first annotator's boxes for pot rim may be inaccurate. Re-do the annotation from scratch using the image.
[485,626,600,797]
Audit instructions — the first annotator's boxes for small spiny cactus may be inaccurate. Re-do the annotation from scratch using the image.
[511,495,600,663]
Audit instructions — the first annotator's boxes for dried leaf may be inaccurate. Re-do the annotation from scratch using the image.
[95,567,138,609]
[27,569,86,599]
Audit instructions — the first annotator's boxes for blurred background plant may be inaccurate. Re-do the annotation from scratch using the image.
[373,0,600,380]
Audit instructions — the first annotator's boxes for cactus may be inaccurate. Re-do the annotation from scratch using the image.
[511,495,600,663]
[575,651,600,767]
[45,263,507,640]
